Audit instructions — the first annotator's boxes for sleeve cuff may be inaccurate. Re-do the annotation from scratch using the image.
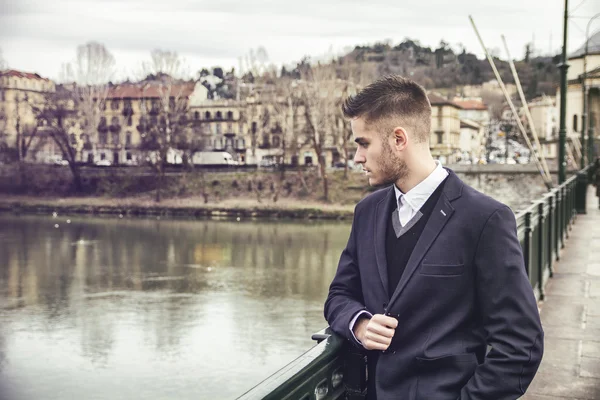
[349,310,373,345]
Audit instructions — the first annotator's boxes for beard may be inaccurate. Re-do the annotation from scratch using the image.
[372,139,408,187]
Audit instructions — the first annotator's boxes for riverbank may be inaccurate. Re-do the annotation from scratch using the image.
[0,194,356,220]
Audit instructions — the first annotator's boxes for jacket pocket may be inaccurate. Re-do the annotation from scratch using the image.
[415,353,477,399]
[419,263,464,276]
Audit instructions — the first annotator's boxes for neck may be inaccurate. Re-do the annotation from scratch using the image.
[395,151,437,193]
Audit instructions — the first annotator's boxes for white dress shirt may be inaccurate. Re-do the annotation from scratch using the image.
[393,161,449,227]
[349,161,449,344]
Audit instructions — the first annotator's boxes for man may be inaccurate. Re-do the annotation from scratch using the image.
[324,75,543,400]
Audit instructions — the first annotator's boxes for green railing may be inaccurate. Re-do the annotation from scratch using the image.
[238,163,595,400]
[237,327,361,400]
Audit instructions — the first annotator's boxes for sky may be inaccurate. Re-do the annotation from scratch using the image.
[1,0,599,82]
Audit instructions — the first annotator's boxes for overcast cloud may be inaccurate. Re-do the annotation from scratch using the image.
[1,0,599,81]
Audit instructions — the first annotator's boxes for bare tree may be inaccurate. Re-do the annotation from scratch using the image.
[33,86,83,191]
[138,49,192,202]
[299,63,342,202]
[0,48,6,71]
[63,42,116,162]
[481,89,506,120]
[0,104,8,162]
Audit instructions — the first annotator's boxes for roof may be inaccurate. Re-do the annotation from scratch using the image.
[453,99,488,111]
[428,92,462,109]
[106,81,195,99]
[570,30,600,58]
[460,119,481,129]
[0,69,50,81]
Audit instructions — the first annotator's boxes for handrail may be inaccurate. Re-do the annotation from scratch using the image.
[237,162,596,400]
[237,327,349,400]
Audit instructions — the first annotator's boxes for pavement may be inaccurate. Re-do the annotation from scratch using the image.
[523,186,600,400]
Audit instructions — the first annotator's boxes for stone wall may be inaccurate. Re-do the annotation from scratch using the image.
[0,164,563,212]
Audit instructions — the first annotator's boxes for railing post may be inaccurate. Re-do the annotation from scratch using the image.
[524,211,532,278]
[576,170,588,214]
[566,184,572,234]
[571,179,577,222]
[557,189,563,249]
[561,187,567,244]
[537,201,546,300]
[547,195,555,276]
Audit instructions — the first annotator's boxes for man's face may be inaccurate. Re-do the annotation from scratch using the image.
[351,117,408,187]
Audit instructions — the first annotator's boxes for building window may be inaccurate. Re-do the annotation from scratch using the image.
[216,111,222,120]
[435,131,444,144]
[70,133,77,145]
[194,111,200,120]
[126,152,132,161]
[111,100,120,110]
[227,123,233,133]
[216,124,221,134]
[251,122,257,133]
[112,132,120,145]
[573,114,578,132]
[111,116,120,126]
[227,111,233,120]
[127,116,133,126]
[101,153,106,160]
[272,136,281,148]
[126,132,132,146]
[99,132,107,145]
[205,111,211,119]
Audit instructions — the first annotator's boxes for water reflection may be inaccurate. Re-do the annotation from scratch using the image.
[0,214,350,400]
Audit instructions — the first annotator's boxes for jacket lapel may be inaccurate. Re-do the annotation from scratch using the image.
[374,186,395,300]
[387,171,462,308]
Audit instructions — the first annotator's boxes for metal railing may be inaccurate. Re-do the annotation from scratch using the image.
[238,163,595,400]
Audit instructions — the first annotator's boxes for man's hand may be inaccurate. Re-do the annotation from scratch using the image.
[353,314,398,351]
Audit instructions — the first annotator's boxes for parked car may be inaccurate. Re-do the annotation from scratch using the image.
[95,159,112,167]
[53,159,69,166]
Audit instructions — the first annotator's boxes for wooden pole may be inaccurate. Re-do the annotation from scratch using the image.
[469,16,553,188]
[501,35,553,182]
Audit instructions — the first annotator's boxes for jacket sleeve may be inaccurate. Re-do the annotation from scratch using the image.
[324,206,368,344]
[460,206,544,399]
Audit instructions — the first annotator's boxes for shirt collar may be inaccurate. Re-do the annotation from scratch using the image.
[393,161,449,212]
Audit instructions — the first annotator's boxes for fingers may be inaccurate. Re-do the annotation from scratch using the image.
[362,314,398,351]
[362,332,392,351]
[371,314,398,329]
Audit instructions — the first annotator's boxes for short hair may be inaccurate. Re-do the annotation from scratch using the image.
[342,75,432,143]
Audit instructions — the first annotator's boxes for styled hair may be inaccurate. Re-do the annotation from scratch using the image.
[342,75,432,143]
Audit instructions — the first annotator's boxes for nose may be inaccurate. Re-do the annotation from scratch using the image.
[354,148,365,164]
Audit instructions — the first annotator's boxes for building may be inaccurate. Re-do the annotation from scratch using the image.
[428,92,462,163]
[188,95,249,163]
[526,96,558,160]
[0,70,55,161]
[453,98,490,127]
[94,80,204,165]
[556,31,600,162]
[459,119,485,162]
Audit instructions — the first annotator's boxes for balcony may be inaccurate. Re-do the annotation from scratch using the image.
[97,122,108,133]
[122,107,134,117]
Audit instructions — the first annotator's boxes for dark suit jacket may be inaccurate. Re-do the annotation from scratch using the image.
[324,170,544,400]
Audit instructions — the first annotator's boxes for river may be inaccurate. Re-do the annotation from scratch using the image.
[0,214,350,399]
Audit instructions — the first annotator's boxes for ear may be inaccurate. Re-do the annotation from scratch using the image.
[392,126,408,151]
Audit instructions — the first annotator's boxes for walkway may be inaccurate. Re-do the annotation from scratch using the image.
[523,187,600,399]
